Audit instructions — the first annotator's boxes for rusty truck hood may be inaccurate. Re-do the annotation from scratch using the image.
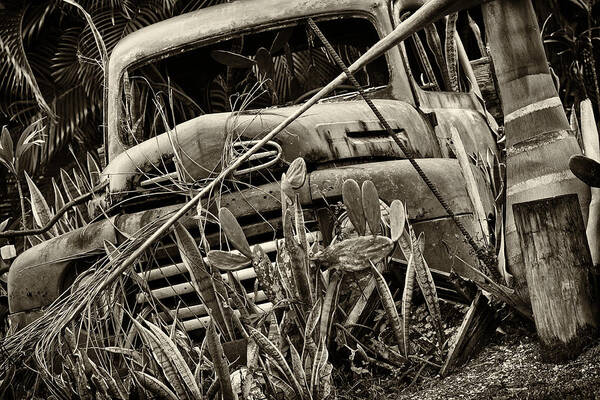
[102,99,439,194]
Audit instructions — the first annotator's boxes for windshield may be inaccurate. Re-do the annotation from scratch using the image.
[122,16,389,141]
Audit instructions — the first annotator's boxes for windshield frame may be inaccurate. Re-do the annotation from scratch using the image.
[105,0,413,163]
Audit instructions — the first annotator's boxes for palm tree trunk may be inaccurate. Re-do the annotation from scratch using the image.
[483,0,590,303]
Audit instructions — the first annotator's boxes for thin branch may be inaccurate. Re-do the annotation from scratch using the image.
[0,182,107,238]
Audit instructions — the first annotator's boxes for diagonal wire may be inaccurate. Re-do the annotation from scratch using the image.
[307,18,496,276]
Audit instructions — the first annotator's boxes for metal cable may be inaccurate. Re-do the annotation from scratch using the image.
[307,18,496,275]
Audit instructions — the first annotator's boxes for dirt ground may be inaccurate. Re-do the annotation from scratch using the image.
[338,310,600,400]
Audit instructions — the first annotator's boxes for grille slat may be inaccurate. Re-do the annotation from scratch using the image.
[138,218,321,331]
[181,302,274,331]
[162,291,268,320]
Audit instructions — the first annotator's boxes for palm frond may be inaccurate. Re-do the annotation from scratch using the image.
[0,5,53,118]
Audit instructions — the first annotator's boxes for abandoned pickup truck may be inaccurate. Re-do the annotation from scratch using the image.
[7,0,498,332]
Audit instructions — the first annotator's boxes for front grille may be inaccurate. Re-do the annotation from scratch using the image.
[135,210,321,333]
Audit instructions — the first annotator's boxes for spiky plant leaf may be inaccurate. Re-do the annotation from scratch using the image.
[60,168,79,201]
[51,177,65,211]
[52,177,73,232]
[370,261,405,350]
[15,119,44,169]
[294,195,308,253]
[86,152,101,187]
[342,179,366,235]
[317,360,334,400]
[72,167,88,193]
[288,339,309,396]
[244,337,261,400]
[311,235,394,272]
[252,244,284,303]
[361,180,381,235]
[226,270,255,318]
[390,199,406,243]
[267,313,282,351]
[207,250,251,271]
[283,207,312,307]
[130,318,188,400]
[133,371,178,400]
[173,223,228,334]
[24,171,58,235]
[411,231,444,347]
[219,207,252,258]
[402,253,415,356]
[318,270,342,344]
[305,297,322,340]
[206,317,237,400]
[209,269,236,339]
[249,327,303,398]
[143,320,202,399]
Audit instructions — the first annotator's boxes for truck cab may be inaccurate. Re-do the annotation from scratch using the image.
[7,0,498,332]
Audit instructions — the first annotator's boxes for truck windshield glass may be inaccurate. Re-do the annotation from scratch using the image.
[123,16,389,140]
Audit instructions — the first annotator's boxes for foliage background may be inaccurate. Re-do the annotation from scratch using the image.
[0,0,597,218]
